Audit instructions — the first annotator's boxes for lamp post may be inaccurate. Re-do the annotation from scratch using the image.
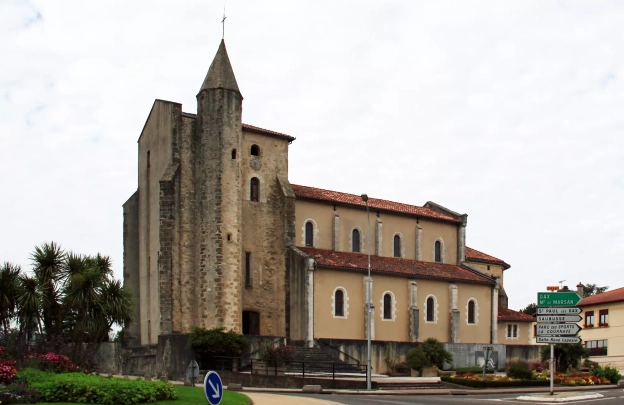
[361,193,372,391]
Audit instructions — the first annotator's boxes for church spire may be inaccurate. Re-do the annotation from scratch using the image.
[199,39,241,95]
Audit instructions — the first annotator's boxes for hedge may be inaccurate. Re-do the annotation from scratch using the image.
[441,376,550,388]
[454,367,494,375]
[22,370,177,404]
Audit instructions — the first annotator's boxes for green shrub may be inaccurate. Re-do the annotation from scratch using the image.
[455,367,494,375]
[441,376,550,388]
[188,327,247,366]
[406,338,452,373]
[16,367,53,383]
[258,341,293,366]
[30,373,177,404]
[590,365,622,384]
[506,359,533,380]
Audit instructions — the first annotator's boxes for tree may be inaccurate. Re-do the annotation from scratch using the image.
[541,343,589,372]
[520,303,537,316]
[407,338,453,373]
[583,284,608,297]
[1,242,134,366]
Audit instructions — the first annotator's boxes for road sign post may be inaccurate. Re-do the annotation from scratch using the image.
[204,371,223,405]
[536,290,583,396]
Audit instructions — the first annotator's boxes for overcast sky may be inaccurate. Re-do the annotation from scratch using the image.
[2,0,623,312]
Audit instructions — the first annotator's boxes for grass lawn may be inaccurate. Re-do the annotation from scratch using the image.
[39,385,251,405]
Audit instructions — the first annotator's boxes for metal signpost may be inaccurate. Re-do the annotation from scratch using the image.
[204,371,223,405]
[186,360,200,387]
[536,290,582,396]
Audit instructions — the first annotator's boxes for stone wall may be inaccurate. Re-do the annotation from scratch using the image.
[122,192,140,346]
[506,344,543,364]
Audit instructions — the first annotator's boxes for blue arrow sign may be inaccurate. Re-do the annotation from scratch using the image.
[204,371,223,405]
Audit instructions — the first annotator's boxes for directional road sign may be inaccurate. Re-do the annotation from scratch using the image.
[537,336,582,344]
[204,371,223,405]
[537,307,582,315]
[537,292,581,307]
[186,360,199,387]
[536,315,583,323]
[536,323,582,336]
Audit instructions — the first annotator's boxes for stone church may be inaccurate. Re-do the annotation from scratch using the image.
[122,40,534,354]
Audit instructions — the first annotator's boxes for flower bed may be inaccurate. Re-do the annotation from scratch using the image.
[442,371,611,388]
[0,359,18,385]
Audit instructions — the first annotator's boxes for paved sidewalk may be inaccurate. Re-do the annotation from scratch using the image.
[245,393,341,405]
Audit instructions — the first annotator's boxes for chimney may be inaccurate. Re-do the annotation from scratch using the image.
[576,283,584,297]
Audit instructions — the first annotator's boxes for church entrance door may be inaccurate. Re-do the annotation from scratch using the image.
[242,311,260,335]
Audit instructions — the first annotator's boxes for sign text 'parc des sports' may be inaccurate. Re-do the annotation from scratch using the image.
[536,323,582,336]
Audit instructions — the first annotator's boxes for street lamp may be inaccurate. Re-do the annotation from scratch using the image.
[361,193,372,391]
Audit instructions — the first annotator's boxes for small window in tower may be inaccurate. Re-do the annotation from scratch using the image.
[231,149,237,159]
[147,151,151,168]
[352,229,361,253]
[250,144,260,156]
[468,300,476,324]
[305,221,314,247]
[245,252,251,287]
[250,177,260,202]
[434,240,442,262]
[383,293,393,320]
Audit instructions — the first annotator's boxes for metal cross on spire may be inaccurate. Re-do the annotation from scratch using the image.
[221,11,227,39]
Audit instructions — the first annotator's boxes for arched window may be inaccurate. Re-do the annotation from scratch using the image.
[393,235,401,258]
[426,296,435,322]
[250,144,260,156]
[231,149,237,159]
[305,221,314,247]
[334,289,344,317]
[468,300,475,324]
[250,177,259,202]
[434,240,442,262]
[352,229,361,253]
[383,293,392,320]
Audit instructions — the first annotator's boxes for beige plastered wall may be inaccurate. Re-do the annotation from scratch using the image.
[579,302,624,368]
[295,201,459,264]
[137,100,175,345]
[314,268,492,343]
[498,321,533,345]
[466,261,505,286]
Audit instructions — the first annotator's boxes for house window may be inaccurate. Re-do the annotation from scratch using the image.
[393,235,401,258]
[334,289,344,317]
[250,144,260,156]
[599,309,609,326]
[585,311,594,327]
[383,293,392,320]
[507,324,518,338]
[585,340,608,356]
[147,150,151,168]
[231,149,237,159]
[352,229,361,253]
[434,240,442,262]
[468,300,475,324]
[245,252,251,287]
[250,177,260,202]
[426,297,435,322]
[305,221,314,247]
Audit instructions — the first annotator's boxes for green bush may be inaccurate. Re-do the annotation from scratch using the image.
[28,372,177,404]
[258,341,293,366]
[590,365,622,384]
[455,367,494,375]
[506,359,533,380]
[441,376,550,388]
[406,338,452,373]
[188,327,247,365]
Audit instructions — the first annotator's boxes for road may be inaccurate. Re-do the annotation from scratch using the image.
[289,389,624,404]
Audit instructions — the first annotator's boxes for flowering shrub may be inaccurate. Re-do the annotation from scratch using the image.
[0,360,17,385]
[0,381,41,404]
[28,352,85,374]
[258,341,293,366]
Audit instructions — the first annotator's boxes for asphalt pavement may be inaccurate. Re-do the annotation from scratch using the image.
[287,389,624,405]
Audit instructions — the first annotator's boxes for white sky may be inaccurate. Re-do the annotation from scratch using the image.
[1,0,623,312]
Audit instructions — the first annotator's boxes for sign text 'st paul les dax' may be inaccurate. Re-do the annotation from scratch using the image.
[537,307,582,315]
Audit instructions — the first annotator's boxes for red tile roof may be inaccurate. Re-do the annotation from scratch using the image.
[465,247,510,269]
[579,287,624,307]
[292,185,460,223]
[299,247,494,285]
[180,112,295,141]
[498,307,535,322]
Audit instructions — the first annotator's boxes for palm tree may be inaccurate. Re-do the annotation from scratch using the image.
[0,262,21,331]
[31,242,64,336]
[16,275,43,341]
